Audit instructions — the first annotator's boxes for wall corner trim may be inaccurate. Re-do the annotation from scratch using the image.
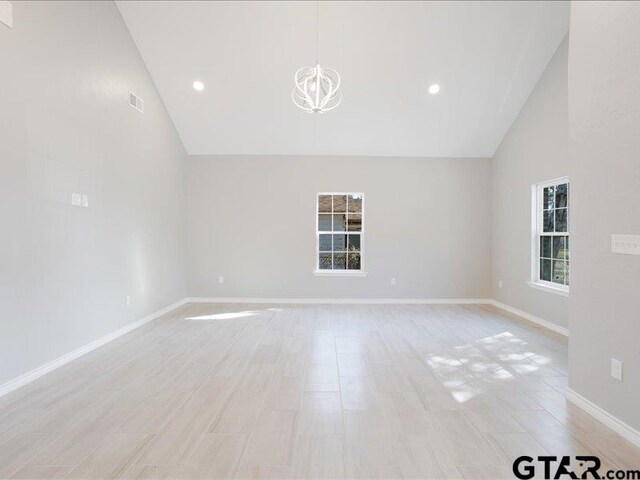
[489,299,569,337]
[567,388,640,449]
[185,297,493,305]
[0,298,190,399]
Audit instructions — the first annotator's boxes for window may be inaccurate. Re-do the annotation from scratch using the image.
[315,193,365,275]
[531,178,569,295]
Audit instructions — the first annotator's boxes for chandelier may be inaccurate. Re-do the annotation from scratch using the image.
[292,2,342,113]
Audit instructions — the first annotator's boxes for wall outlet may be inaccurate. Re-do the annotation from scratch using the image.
[611,358,623,381]
[81,194,89,208]
[125,295,131,307]
[391,277,396,286]
[218,276,224,284]
[498,280,503,288]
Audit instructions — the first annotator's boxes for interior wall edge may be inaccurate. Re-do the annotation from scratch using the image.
[489,299,569,337]
[0,0,189,386]
[489,36,569,331]
[0,298,189,399]
[185,297,492,305]
[0,295,570,405]
[567,388,640,450]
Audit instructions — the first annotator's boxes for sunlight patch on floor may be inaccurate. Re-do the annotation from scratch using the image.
[430,331,550,404]
[185,310,260,320]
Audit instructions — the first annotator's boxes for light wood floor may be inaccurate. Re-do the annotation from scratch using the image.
[1,303,638,479]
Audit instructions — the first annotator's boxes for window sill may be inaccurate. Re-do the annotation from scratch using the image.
[527,281,569,297]
[313,270,368,277]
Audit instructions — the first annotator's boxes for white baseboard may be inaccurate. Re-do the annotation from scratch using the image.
[0,296,565,399]
[185,297,492,305]
[0,298,189,399]
[489,299,569,337]
[567,388,640,449]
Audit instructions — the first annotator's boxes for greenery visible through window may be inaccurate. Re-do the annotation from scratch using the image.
[535,179,569,289]
[317,193,363,271]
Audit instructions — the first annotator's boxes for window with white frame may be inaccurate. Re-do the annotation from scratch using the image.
[532,178,569,291]
[316,193,363,272]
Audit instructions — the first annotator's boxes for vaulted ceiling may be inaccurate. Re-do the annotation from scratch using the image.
[117,1,569,157]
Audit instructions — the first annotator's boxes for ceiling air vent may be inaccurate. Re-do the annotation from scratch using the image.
[128,92,144,113]
[0,1,13,29]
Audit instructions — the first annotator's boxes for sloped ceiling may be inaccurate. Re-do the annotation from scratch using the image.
[117,1,569,157]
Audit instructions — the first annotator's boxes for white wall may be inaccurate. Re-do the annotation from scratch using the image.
[0,2,187,385]
[568,2,640,431]
[491,38,569,330]
[187,155,491,300]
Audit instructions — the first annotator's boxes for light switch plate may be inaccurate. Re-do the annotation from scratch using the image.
[611,358,623,381]
[71,193,82,207]
[611,235,640,255]
[0,1,12,29]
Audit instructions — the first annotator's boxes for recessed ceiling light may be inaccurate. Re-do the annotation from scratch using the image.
[428,84,440,95]
[193,80,205,92]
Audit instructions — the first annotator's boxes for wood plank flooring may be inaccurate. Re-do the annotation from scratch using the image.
[0,303,638,479]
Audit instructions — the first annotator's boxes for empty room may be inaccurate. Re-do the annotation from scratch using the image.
[1,1,639,479]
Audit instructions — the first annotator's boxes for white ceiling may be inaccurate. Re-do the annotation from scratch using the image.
[117,1,569,157]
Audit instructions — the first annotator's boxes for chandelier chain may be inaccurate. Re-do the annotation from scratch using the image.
[292,0,342,113]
